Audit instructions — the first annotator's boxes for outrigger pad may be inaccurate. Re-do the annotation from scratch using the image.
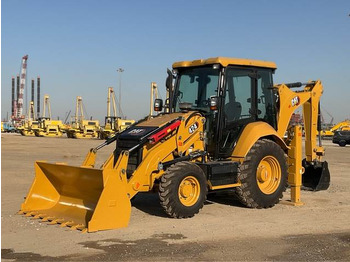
[302,159,330,191]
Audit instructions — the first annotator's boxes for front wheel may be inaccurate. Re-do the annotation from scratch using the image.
[159,162,208,218]
[235,139,288,208]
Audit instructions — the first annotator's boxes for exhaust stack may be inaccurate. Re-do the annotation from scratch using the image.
[31,79,35,103]
[16,75,20,111]
[37,76,40,119]
[11,76,15,117]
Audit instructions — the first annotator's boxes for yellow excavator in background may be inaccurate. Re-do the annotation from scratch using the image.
[66,96,100,139]
[321,120,350,137]
[34,95,64,137]
[20,57,330,233]
[99,87,135,139]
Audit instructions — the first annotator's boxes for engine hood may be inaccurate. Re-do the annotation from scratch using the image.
[118,113,184,142]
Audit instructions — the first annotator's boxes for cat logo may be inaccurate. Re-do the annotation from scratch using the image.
[188,122,199,134]
[128,128,145,135]
[291,96,300,107]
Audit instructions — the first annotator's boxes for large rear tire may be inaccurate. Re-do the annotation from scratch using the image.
[159,162,208,218]
[235,139,288,208]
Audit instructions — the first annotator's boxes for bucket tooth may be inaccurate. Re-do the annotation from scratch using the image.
[18,211,25,215]
[48,218,65,225]
[42,216,55,222]
[60,221,75,227]
[71,224,85,230]
[25,212,37,217]
[33,214,46,219]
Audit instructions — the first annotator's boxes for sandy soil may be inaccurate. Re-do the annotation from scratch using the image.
[1,133,350,261]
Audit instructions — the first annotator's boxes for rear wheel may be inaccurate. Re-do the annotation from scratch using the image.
[235,139,288,208]
[339,140,346,147]
[159,162,207,218]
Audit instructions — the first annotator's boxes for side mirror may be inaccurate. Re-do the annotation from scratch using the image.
[154,99,163,112]
[166,68,174,113]
[166,69,173,91]
[210,96,218,111]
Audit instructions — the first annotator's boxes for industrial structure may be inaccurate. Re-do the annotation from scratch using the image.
[9,55,42,129]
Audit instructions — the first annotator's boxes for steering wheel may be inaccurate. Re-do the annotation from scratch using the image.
[198,100,209,107]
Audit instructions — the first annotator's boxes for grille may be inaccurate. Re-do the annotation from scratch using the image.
[114,139,142,178]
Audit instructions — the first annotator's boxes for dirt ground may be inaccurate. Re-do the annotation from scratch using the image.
[1,133,350,261]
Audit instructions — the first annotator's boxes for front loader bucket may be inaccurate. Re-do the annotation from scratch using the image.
[20,161,131,232]
[302,160,330,191]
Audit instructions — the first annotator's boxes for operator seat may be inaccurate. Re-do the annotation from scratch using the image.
[225,101,242,121]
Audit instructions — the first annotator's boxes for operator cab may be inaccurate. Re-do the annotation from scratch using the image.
[169,57,278,159]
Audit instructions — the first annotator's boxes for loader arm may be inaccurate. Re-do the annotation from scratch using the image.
[103,111,206,199]
[20,111,206,232]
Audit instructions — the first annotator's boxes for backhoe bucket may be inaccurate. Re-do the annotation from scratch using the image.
[20,161,131,232]
[302,160,330,191]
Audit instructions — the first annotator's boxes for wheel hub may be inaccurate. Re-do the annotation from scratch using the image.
[178,176,200,206]
[256,156,281,195]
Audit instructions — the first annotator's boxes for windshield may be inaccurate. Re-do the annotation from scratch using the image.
[174,67,219,112]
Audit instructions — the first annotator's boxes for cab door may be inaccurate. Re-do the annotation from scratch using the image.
[217,67,255,158]
[216,67,277,159]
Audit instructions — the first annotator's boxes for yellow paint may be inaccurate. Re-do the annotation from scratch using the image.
[20,111,205,232]
[173,57,276,69]
[178,176,200,207]
[256,156,281,194]
[286,125,304,206]
[276,81,324,162]
[209,183,241,190]
[231,122,288,159]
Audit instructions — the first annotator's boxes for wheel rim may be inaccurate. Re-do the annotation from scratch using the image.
[256,156,281,194]
[178,176,200,206]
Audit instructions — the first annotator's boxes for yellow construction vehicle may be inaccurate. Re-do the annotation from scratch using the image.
[35,119,64,137]
[17,101,40,136]
[20,57,330,233]
[341,125,350,131]
[99,87,135,139]
[66,96,100,139]
[34,95,64,137]
[320,120,350,137]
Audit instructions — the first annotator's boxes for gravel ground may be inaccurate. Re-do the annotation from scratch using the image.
[1,133,350,261]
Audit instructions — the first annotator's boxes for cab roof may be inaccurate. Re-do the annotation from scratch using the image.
[172,57,277,69]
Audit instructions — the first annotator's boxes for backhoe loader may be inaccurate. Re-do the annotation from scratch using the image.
[20,57,330,232]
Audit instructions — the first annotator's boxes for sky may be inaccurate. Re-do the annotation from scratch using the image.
[1,0,350,124]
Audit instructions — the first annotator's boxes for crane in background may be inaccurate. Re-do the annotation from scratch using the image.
[17,55,28,119]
